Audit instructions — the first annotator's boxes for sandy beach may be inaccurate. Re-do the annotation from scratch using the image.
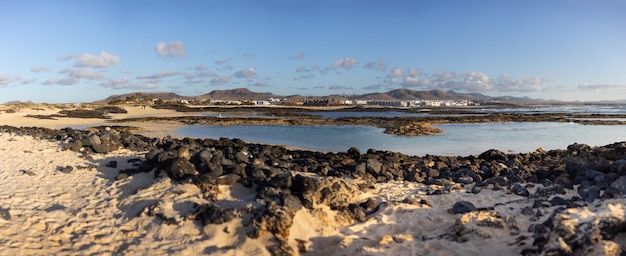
[0,106,625,255]
[0,105,189,137]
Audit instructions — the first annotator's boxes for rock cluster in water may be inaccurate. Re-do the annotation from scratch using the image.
[2,125,626,255]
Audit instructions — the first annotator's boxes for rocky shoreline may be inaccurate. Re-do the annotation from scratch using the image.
[23,105,626,136]
[114,105,626,136]
[2,125,626,254]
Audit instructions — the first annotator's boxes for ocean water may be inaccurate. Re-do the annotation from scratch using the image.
[176,121,626,156]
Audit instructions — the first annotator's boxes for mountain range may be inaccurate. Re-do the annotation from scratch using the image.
[99,88,561,104]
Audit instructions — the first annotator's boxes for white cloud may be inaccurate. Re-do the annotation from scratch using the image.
[295,65,311,73]
[332,58,357,69]
[251,80,269,87]
[329,85,354,90]
[59,68,105,80]
[21,78,37,85]
[196,71,217,78]
[385,68,548,93]
[211,76,231,85]
[137,70,181,79]
[43,77,79,86]
[30,65,51,73]
[100,78,156,89]
[155,41,186,57]
[363,84,383,90]
[215,59,229,65]
[294,52,306,59]
[58,53,79,61]
[0,73,12,86]
[401,77,431,88]
[243,53,255,58]
[578,83,626,92]
[390,67,404,78]
[431,69,460,83]
[234,68,257,78]
[407,68,422,76]
[363,60,386,71]
[119,69,134,74]
[194,64,208,71]
[76,51,120,68]
[494,73,545,92]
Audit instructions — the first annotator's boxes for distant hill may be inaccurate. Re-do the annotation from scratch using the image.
[97,92,193,104]
[3,100,35,105]
[197,88,277,101]
[96,87,559,104]
[356,89,480,101]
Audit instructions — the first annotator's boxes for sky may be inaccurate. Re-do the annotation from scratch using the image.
[1,0,626,103]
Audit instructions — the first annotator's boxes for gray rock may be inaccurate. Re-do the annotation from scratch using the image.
[451,201,477,214]
[354,162,366,177]
[91,141,119,154]
[609,176,626,194]
[267,173,292,189]
[81,134,101,147]
[190,204,237,225]
[511,184,530,197]
[216,174,241,185]
[366,158,383,174]
[235,151,248,163]
[58,165,74,173]
[0,207,10,220]
[145,149,163,162]
[168,158,197,180]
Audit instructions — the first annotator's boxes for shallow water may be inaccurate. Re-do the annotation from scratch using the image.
[176,122,626,156]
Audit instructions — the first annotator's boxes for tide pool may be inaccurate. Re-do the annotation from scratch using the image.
[176,122,626,156]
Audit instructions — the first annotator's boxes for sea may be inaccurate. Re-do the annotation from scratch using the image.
[176,105,626,157]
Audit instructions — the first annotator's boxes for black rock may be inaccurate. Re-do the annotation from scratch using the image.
[451,201,477,214]
[426,168,440,178]
[366,158,383,174]
[145,149,164,162]
[479,149,508,161]
[190,204,237,225]
[584,186,600,202]
[282,194,303,211]
[353,162,366,177]
[535,185,565,197]
[471,185,483,194]
[348,204,367,222]
[58,165,74,173]
[235,151,248,163]
[609,176,626,194]
[290,174,319,194]
[550,196,569,206]
[167,158,197,180]
[266,173,293,189]
[0,207,10,220]
[347,147,361,160]
[601,186,624,199]
[511,184,530,197]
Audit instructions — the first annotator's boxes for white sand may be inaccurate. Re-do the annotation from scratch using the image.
[0,105,188,137]
[1,108,625,255]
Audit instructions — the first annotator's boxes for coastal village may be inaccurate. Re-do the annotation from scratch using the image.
[106,90,482,108]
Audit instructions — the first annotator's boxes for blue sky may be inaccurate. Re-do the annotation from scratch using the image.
[1,0,625,103]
